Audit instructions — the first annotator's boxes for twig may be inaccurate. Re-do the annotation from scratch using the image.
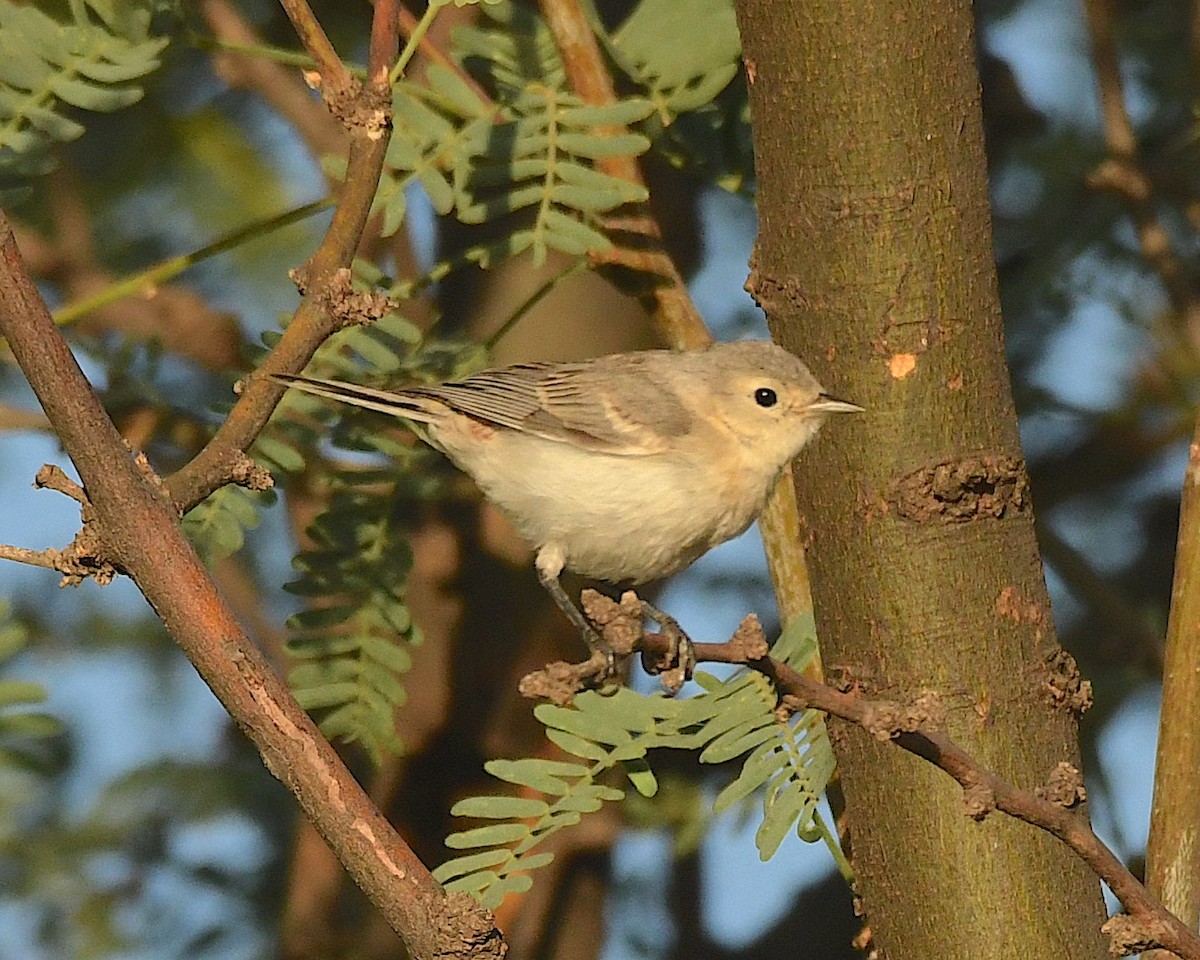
[388,0,440,84]
[51,198,334,328]
[536,0,711,350]
[278,0,352,97]
[166,4,398,514]
[0,403,50,431]
[0,212,502,959]
[526,592,1200,960]
[0,544,66,571]
[394,2,495,109]
[34,463,87,504]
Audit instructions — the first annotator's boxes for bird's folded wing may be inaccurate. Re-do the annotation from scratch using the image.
[417,360,690,455]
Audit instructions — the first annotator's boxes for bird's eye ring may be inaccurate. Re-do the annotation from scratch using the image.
[754,387,778,408]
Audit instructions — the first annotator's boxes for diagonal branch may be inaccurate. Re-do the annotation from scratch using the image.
[530,592,1200,960]
[165,2,399,515]
[0,213,504,960]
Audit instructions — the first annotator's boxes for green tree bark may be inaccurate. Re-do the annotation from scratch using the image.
[733,1,1109,956]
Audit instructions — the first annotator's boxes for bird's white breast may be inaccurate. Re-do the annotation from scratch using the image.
[429,415,777,584]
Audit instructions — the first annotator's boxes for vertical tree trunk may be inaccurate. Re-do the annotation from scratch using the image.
[733,1,1109,956]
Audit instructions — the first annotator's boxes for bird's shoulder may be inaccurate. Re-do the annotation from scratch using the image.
[411,352,695,455]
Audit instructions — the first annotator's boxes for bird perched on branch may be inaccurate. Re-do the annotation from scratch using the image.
[272,339,861,678]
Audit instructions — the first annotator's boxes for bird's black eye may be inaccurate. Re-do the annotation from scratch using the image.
[754,387,778,408]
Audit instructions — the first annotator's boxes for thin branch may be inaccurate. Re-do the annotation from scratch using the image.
[388,0,440,85]
[395,2,495,108]
[165,5,398,514]
[0,213,503,959]
[0,544,66,571]
[528,592,1200,960]
[536,0,711,350]
[278,0,352,96]
[0,403,51,431]
[51,197,334,328]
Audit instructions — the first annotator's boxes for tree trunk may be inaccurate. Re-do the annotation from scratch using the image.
[733,1,1110,956]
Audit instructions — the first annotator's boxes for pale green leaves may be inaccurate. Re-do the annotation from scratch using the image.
[436,619,839,907]
[283,486,420,765]
[0,0,167,181]
[182,485,270,566]
[610,0,741,115]
[380,65,653,265]
[0,602,61,774]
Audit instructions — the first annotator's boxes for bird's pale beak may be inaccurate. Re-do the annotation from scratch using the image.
[808,392,864,415]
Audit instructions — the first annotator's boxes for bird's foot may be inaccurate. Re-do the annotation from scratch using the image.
[638,599,695,695]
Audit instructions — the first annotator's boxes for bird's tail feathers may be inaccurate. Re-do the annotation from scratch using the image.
[270,373,439,424]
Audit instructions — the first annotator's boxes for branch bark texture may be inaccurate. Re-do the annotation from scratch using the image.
[733,1,1108,956]
[1146,410,1200,953]
[0,216,501,960]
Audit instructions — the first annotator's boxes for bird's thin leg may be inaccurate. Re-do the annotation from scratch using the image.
[536,567,615,673]
[639,599,696,683]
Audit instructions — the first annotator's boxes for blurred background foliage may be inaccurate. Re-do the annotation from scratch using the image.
[0,0,1195,957]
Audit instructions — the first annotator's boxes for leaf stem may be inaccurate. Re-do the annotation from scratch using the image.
[389,1,444,85]
[51,197,334,327]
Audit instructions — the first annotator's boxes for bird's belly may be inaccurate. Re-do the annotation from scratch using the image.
[449,430,765,583]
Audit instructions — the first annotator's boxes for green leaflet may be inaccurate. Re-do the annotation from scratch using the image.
[437,614,839,907]
[182,485,273,566]
[283,486,419,766]
[0,603,60,775]
[370,5,655,266]
[609,0,740,112]
[0,0,168,181]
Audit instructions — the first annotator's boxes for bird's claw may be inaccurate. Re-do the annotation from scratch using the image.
[640,600,696,695]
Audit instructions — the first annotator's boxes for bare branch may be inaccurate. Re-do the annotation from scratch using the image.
[0,544,66,572]
[278,0,353,98]
[0,214,504,960]
[166,5,399,514]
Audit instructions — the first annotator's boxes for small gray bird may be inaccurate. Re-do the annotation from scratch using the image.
[272,340,860,665]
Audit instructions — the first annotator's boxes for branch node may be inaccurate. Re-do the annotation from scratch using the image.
[518,653,611,706]
[312,76,391,140]
[1043,648,1093,715]
[1037,761,1087,809]
[313,267,400,329]
[962,778,996,821]
[730,613,771,660]
[860,689,944,742]
[432,892,507,960]
[1101,913,1163,956]
[57,524,117,587]
[34,463,87,505]
[887,455,1029,523]
[581,588,642,655]
[229,452,275,492]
